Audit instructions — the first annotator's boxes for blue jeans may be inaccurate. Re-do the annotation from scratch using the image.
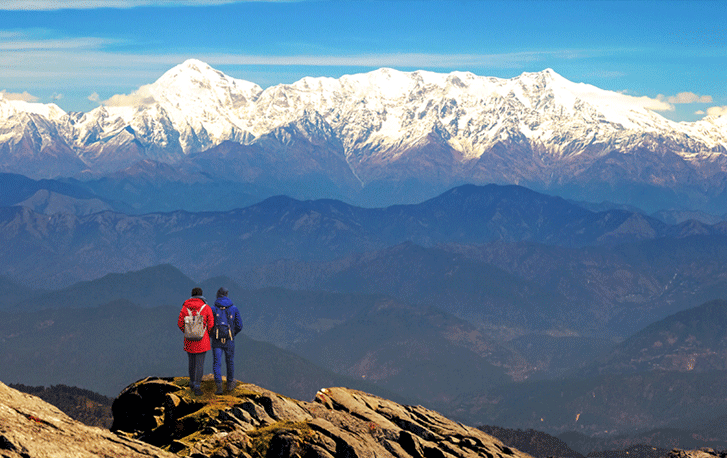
[213,345,235,383]
[187,352,206,389]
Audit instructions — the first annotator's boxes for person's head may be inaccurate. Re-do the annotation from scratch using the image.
[191,287,203,297]
[217,287,229,298]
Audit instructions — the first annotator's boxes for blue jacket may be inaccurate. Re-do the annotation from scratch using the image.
[210,296,243,348]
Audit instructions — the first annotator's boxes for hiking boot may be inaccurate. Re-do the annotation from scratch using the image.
[193,387,203,396]
[226,380,237,392]
[215,383,224,395]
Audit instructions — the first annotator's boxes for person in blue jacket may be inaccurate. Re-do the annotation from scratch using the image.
[210,287,243,394]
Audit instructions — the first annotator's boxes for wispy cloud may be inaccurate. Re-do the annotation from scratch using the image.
[0,27,596,91]
[101,85,156,107]
[631,96,674,112]
[705,106,727,117]
[197,50,588,69]
[658,92,713,104]
[0,90,39,102]
[582,90,674,113]
[0,32,578,89]
[0,28,564,69]
[0,35,110,51]
[0,1,253,10]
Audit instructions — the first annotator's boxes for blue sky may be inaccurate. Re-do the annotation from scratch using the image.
[0,0,724,121]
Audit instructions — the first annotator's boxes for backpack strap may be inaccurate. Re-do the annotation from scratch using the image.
[186,304,206,317]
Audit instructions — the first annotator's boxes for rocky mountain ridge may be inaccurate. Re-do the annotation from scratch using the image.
[110,376,533,458]
[2,60,727,209]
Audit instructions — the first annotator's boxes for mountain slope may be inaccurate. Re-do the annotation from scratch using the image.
[9,383,114,428]
[453,299,727,437]
[0,97,86,178]
[462,370,727,437]
[584,299,727,375]
[295,299,512,404]
[0,275,41,308]
[0,173,97,206]
[11,264,196,310]
[305,242,570,330]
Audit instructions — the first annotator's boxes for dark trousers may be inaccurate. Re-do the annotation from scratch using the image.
[187,351,206,389]
[213,345,235,383]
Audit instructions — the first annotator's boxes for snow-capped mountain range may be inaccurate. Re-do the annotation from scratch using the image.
[2,59,727,209]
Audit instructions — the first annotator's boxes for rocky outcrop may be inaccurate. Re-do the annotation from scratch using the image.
[668,449,727,458]
[112,376,533,458]
[0,380,174,458]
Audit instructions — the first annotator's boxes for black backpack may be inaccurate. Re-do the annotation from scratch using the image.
[211,305,234,344]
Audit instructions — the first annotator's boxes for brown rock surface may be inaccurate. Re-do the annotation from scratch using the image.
[0,380,174,458]
[112,376,534,458]
[668,449,727,458]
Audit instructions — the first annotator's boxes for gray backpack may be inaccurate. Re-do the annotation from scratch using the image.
[183,304,207,341]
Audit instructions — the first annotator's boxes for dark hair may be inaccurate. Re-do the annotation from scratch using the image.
[216,287,229,298]
[191,287,203,297]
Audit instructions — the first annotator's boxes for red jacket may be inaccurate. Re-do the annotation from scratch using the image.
[178,297,214,353]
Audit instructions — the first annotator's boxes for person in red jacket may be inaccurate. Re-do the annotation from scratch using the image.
[178,287,214,396]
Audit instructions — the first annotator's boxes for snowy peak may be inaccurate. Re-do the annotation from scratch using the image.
[340,67,432,99]
[0,94,68,123]
[151,58,262,109]
[68,59,266,156]
[145,58,263,133]
[160,58,219,80]
[516,68,564,88]
[500,68,667,130]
